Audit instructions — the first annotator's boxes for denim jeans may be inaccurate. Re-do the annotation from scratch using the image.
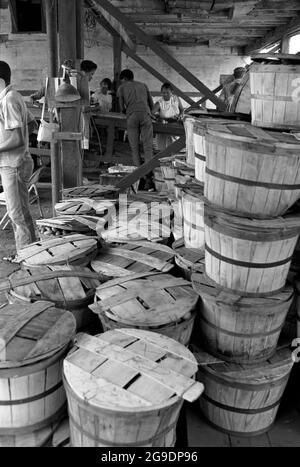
[127,111,153,166]
[0,158,36,252]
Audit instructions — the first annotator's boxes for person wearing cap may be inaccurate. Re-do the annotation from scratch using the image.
[0,61,38,262]
[218,67,246,111]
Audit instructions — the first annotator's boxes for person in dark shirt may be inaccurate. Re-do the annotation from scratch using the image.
[117,69,154,168]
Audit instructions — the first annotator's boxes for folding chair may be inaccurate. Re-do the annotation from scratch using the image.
[0,166,44,230]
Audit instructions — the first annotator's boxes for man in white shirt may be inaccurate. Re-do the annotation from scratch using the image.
[0,61,37,261]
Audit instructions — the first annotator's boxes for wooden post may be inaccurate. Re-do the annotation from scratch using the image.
[43,0,59,77]
[57,0,83,188]
[51,140,62,216]
[113,35,122,111]
[76,0,84,61]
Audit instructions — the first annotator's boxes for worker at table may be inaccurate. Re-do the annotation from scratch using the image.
[117,69,155,190]
[152,82,184,151]
[91,78,113,113]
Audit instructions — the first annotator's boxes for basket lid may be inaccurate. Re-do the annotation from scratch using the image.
[62,185,117,199]
[204,121,300,149]
[0,301,76,368]
[102,202,172,243]
[91,271,198,328]
[17,234,99,266]
[193,342,294,385]
[63,329,203,410]
[55,199,95,216]
[5,265,103,303]
[91,241,175,277]
[192,270,294,307]
[251,53,300,64]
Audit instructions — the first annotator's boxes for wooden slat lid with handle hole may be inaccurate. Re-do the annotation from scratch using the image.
[90,272,199,328]
[17,235,99,266]
[91,241,176,277]
[63,329,204,411]
[0,301,76,368]
[2,265,105,304]
[62,185,117,199]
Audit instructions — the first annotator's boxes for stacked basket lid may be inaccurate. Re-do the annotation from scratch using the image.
[188,56,300,436]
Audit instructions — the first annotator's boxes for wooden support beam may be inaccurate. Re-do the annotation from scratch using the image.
[244,14,300,55]
[92,0,225,109]
[57,0,83,188]
[113,35,122,89]
[122,43,196,107]
[85,0,136,51]
[115,136,186,192]
[76,0,84,60]
[57,0,77,66]
[43,0,59,77]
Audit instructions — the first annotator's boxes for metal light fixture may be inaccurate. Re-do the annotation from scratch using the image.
[55,62,81,103]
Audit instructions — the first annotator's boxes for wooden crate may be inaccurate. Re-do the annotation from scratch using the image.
[204,122,300,218]
[0,301,76,446]
[4,265,105,332]
[17,235,99,268]
[192,271,293,363]
[63,329,203,447]
[194,343,294,436]
[91,241,175,277]
[204,205,300,296]
[90,272,199,346]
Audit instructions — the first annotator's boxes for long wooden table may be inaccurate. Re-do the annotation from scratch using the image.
[91,110,185,161]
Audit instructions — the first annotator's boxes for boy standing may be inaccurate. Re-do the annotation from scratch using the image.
[0,61,36,261]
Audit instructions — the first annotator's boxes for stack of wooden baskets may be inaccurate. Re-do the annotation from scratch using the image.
[185,57,300,436]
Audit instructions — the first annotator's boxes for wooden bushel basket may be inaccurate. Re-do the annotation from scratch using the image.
[181,183,205,250]
[193,118,244,185]
[204,122,300,218]
[91,241,175,277]
[160,156,177,195]
[153,166,168,193]
[0,301,76,446]
[17,234,99,268]
[90,271,199,346]
[172,238,205,281]
[194,344,294,436]
[183,117,195,167]
[192,271,294,363]
[3,265,106,332]
[63,329,203,447]
[250,54,300,130]
[204,204,300,296]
